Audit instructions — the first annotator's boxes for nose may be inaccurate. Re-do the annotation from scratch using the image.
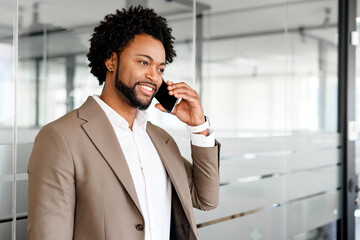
[145,66,161,84]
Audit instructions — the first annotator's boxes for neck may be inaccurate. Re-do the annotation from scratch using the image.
[100,83,137,130]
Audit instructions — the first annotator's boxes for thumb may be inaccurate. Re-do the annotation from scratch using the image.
[155,103,167,113]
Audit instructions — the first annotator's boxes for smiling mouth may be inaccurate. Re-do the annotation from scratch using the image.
[139,84,154,91]
[137,82,157,96]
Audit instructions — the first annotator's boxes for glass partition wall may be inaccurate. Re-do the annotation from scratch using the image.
[0,0,346,239]
[0,1,15,239]
[1,0,197,239]
[196,0,340,239]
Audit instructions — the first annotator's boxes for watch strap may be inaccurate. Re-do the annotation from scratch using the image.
[186,116,210,133]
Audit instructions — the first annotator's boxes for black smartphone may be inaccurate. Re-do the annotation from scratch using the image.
[155,79,181,113]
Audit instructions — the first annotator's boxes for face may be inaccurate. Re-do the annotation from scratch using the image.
[114,34,166,110]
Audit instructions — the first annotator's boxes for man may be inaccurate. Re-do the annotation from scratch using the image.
[27,6,220,240]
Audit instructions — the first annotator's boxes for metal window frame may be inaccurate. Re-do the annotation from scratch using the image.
[337,0,357,239]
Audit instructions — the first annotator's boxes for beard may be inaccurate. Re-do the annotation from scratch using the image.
[114,74,157,111]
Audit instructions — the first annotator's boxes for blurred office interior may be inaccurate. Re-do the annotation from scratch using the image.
[1,0,360,239]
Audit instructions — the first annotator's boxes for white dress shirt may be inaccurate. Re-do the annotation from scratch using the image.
[92,95,214,239]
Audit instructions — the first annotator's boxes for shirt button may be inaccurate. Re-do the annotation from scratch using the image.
[136,224,144,231]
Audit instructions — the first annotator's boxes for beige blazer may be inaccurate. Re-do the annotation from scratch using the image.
[27,97,220,240]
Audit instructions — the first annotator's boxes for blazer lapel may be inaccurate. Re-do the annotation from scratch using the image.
[78,97,142,215]
[146,122,194,228]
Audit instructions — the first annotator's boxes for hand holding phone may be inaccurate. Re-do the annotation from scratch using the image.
[155,79,181,113]
[155,80,208,135]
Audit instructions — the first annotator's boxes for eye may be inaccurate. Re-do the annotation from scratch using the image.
[159,68,165,74]
[140,61,148,66]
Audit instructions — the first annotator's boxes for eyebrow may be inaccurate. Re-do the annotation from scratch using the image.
[136,54,166,66]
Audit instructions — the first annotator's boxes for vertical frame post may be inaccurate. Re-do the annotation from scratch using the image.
[338,0,357,239]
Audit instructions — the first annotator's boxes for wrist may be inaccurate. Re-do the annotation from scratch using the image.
[187,116,210,133]
[188,116,206,127]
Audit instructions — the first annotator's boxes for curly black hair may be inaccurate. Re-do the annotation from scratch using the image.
[87,6,177,85]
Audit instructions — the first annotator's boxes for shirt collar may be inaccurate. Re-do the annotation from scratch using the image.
[92,95,148,131]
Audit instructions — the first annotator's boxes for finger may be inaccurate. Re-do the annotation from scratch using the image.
[168,81,189,88]
[172,93,199,104]
[169,88,197,99]
[166,82,199,99]
[166,80,174,86]
[173,91,198,103]
[169,86,197,93]
[155,103,168,113]
[168,82,195,92]
[171,92,198,103]
[169,87,198,99]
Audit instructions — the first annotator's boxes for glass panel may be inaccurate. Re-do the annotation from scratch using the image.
[0,0,14,238]
[16,0,196,238]
[199,0,339,238]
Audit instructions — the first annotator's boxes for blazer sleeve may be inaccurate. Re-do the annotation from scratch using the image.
[27,123,75,240]
[184,140,221,211]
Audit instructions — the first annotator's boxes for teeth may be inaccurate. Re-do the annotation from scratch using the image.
[140,85,153,91]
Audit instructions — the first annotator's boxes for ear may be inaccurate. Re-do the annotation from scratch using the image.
[104,52,117,72]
